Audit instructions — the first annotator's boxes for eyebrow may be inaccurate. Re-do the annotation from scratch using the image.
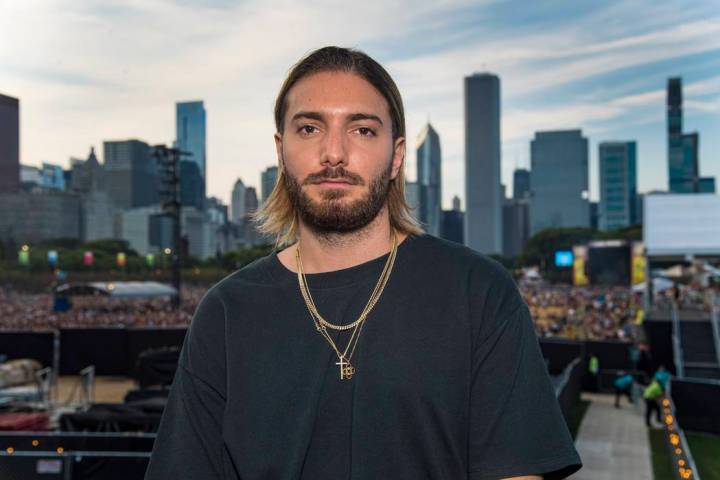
[290,111,384,126]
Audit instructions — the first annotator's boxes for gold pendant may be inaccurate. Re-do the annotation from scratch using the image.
[336,356,355,380]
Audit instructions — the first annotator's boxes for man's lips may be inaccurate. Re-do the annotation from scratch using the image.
[313,179,354,187]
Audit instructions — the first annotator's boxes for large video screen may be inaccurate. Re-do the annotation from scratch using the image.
[645,194,720,256]
[555,250,574,267]
[587,242,631,286]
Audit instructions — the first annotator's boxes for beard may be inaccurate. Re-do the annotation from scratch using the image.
[284,162,393,235]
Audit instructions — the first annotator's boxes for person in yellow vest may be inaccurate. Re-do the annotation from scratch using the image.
[588,355,599,392]
[643,380,664,427]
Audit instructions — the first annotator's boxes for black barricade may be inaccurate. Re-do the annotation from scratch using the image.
[135,347,180,388]
[59,328,129,375]
[538,339,634,372]
[0,453,66,479]
[0,331,55,368]
[539,339,584,374]
[0,452,150,480]
[584,340,634,370]
[556,358,584,423]
[643,320,676,374]
[671,378,720,435]
[0,432,155,452]
[59,328,187,376]
[71,453,150,480]
[59,406,163,434]
[127,327,186,380]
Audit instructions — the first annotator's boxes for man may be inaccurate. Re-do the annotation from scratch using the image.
[588,354,599,392]
[613,371,634,408]
[643,379,664,428]
[146,46,581,480]
[653,365,670,391]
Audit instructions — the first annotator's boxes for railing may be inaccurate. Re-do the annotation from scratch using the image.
[663,381,701,480]
[554,357,582,397]
[671,300,685,379]
[0,449,151,480]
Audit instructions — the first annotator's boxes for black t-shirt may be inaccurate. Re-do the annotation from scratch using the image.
[146,234,582,480]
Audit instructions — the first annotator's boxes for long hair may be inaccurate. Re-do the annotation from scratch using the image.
[253,46,423,247]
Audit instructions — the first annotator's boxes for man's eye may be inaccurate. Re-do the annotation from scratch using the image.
[356,127,375,136]
[298,125,318,135]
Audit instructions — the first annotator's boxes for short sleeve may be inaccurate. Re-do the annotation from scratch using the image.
[468,262,582,480]
[145,289,232,479]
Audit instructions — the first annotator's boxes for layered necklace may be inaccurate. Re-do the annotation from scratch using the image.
[295,230,398,380]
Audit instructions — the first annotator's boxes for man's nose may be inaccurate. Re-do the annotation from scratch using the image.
[321,127,347,167]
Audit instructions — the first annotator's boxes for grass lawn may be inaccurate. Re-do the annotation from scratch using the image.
[567,399,591,440]
[648,428,674,480]
[685,431,720,480]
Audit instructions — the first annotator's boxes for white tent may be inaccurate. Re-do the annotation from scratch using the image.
[55,281,178,299]
[632,277,674,293]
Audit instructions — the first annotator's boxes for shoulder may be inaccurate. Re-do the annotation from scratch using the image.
[181,254,278,377]
[407,234,517,292]
[204,253,278,302]
[404,237,531,355]
[186,253,277,336]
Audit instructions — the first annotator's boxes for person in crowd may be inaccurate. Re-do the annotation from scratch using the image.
[653,365,671,391]
[613,371,634,408]
[643,379,664,428]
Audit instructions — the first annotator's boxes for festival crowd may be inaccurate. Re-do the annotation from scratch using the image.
[0,286,206,330]
[2,279,715,339]
[518,283,642,341]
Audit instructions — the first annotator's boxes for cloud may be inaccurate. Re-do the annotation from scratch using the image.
[0,0,718,209]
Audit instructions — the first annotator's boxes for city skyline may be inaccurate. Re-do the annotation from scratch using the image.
[1,1,719,209]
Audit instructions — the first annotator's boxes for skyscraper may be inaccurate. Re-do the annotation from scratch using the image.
[416,123,442,236]
[441,210,464,244]
[452,195,461,212]
[70,147,104,194]
[529,130,589,235]
[261,166,279,204]
[0,94,19,193]
[699,177,716,194]
[665,78,715,193]
[176,101,206,209]
[441,195,464,244]
[464,73,502,253]
[502,197,529,258]
[680,132,699,193]
[40,163,66,191]
[513,169,530,200]
[245,186,259,215]
[231,178,246,223]
[104,139,158,209]
[404,181,421,223]
[667,78,689,193]
[599,141,637,231]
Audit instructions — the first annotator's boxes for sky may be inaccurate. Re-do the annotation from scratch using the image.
[1,0,719,209]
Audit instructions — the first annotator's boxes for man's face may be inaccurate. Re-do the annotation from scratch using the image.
[275,71,405,234]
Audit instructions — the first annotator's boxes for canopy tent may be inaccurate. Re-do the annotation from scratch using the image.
[659,264,690,279]
[54,281,178,299]
[632,277,674,293]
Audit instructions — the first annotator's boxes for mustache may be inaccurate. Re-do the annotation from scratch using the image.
[303,166,365,186]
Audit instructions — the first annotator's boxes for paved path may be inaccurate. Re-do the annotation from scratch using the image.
[573,393,653,480]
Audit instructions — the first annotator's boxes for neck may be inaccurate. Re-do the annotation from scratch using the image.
[281,207,406,274]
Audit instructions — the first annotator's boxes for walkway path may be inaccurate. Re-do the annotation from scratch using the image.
[573,392,653,479]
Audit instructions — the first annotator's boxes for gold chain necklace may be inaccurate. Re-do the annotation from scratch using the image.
[296,231,398,380]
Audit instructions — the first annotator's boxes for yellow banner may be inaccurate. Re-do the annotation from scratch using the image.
[631,242,645,286]
[573,246,588,286]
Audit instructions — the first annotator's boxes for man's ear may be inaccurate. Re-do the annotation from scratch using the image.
[391,136,405,180]
[274,132,284,171]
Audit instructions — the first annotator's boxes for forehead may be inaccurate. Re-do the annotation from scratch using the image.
[285,71,390,120]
